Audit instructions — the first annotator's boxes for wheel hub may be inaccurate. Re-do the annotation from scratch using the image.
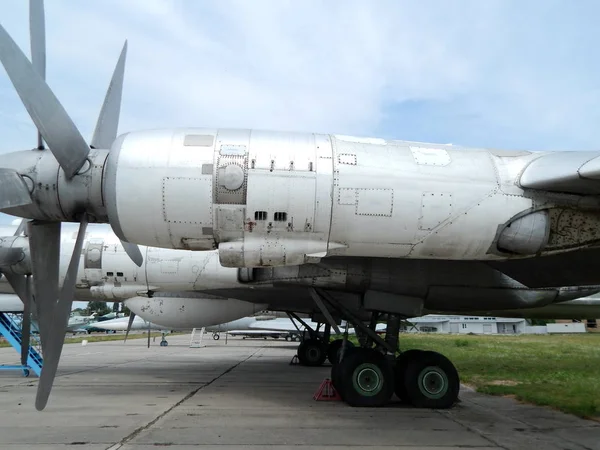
[353,363,383,396]
[307,346,321,362]
[418,366,448,398]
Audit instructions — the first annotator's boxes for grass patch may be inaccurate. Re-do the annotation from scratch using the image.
[407,333,600,419]
[335,333,600,419]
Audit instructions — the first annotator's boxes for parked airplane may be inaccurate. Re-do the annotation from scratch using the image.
[3,1,600,410]
[0,294,95,332]
[65,312,97,332]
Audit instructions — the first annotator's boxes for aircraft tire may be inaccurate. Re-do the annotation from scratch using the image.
[402,350,460,409]
[393,349,426,402]
[330,362,345,399]
[327,339,355,364]
[338,348,394,407]
[297,339,327,366]
[213,333,220,340]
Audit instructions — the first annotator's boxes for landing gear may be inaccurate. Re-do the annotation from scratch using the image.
[327,338,355,364]
[336,348,394,407]
[212,333,220,340]
[159,333,168,347]
[297,338,327,366]
[308,287,460,409]
[396,350,459,409]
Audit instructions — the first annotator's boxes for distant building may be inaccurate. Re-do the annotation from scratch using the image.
[401,315,528,335]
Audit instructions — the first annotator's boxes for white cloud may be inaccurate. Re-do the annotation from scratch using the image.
[0,0,598,159]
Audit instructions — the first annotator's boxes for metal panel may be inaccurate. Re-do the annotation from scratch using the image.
[410,146,451,166]
[338,188,355,205]
[214,130,250,205]
[162,177,212,225]
[84,239,104,270]
[184,134,214,147]
[356,188,393,217]
[338,153,357,165]
[497,210,549,254]
[418,192,453,230]
[160,260,179,274]
[313,133,333,236]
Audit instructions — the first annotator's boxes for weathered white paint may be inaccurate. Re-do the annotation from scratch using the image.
[106,128,600,267]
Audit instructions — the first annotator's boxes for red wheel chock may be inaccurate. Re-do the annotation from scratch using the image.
[313,378,341,401]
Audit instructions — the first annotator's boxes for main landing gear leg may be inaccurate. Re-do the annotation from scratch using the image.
[288,312,327,367]
[159,332,168,347]
[313,288,460,408]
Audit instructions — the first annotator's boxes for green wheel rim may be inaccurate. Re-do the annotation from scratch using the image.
[417,366,448,399]
[352,363,383,396]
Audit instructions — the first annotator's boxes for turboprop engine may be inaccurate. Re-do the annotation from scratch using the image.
[105,129,600,268]
[123,294,268,329]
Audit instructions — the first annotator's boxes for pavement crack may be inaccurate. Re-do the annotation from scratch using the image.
[105,348,261,450]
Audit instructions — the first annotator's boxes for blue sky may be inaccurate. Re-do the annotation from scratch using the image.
[0,0,599,227]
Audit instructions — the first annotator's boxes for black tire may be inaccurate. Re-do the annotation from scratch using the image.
[403,351,460,409]
[213,333,220,341]
[338,348,394,407]
[297,338,327,366]
[394,349,426,402]
[327,339,355,364]
[330,362,344,398]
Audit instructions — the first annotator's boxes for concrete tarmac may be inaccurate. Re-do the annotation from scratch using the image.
[0,333,598,450]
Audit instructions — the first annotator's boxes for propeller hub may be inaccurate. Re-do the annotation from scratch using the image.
[0,148,109,223]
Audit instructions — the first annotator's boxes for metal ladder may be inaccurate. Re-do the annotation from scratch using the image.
[0,312,43,377]
[189,327,206,348]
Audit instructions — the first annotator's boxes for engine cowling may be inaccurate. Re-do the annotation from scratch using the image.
[123,294,267,329]
[104,128,336,266]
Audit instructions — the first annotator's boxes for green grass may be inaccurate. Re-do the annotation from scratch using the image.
[387,333,600,419]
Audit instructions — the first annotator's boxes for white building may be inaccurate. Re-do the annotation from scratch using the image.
[401,315,527,335]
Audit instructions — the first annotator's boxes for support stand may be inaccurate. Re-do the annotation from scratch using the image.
[313,378,341,401]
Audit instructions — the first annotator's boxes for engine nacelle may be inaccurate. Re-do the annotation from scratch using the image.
[106,127,600,266]
[123,294,268,329]
[105,128,336,265]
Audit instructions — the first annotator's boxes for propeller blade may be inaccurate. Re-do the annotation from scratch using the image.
[124,312,135,343]
[20,275,32,366]
[14,218,28,236]
[91,41,127,150]
[0,23,89,178]
[0,169,33,210]
[36,217,88,411]
[2,272,27,302]
[27,221,60,357]
[121,240,143,267]
[29,0,46,149]
[29,0,46,81]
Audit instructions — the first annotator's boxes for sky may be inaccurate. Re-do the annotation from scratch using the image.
[0,1,598,225]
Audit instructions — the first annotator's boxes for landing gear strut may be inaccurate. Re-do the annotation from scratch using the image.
[309,288,460,409]
[159,332,168,347]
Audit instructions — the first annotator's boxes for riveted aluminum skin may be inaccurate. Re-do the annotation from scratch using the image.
[104,129,217,251]
[102,127,600,266]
